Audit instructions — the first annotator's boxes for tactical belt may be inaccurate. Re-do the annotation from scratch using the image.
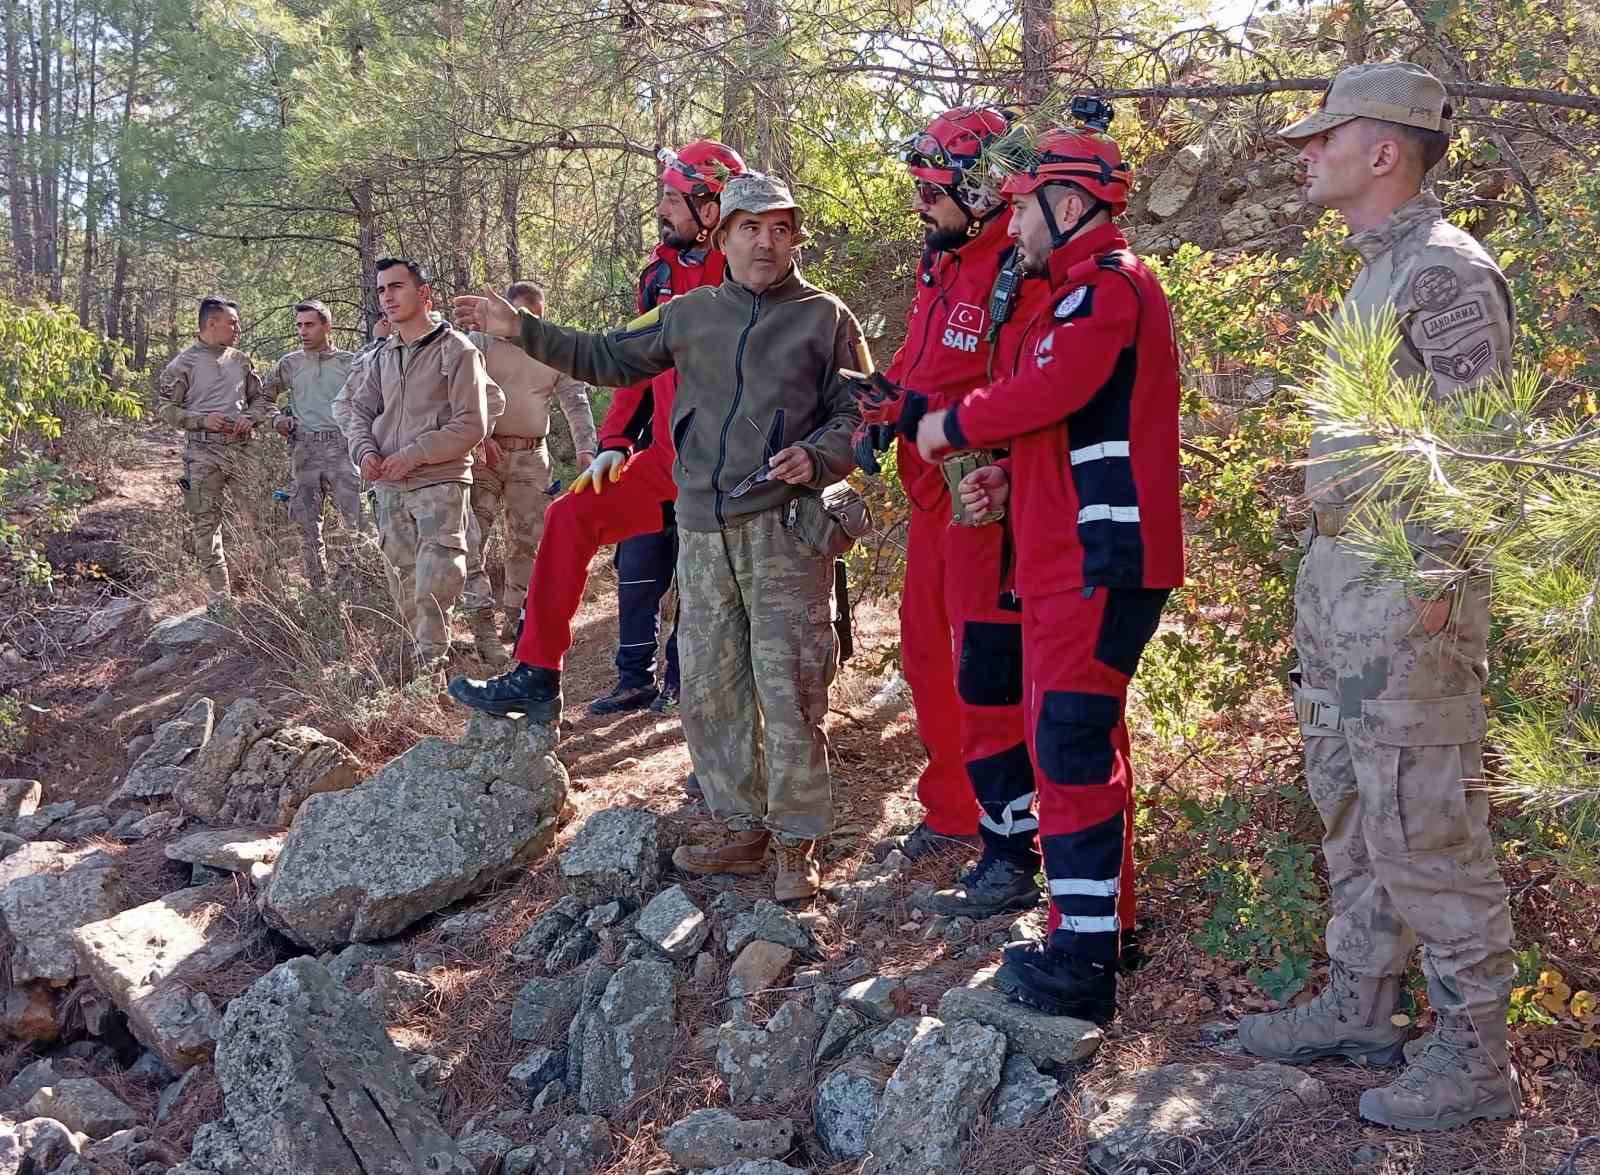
[1290,668,1343,736]
[495,434,546,451]
[302,428,342,441]
[185,430,247,446]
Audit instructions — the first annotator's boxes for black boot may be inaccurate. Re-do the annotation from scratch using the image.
[928,852,1040,918]
[588,681,660,715]
[993,941,1117,1023]
[447,663,562,722]
[1003,925,1145,974]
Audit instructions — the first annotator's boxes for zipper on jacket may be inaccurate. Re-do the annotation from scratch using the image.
[712,293,763,526]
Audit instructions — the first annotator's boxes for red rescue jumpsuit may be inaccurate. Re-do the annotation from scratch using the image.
[514,244,725,672]
[883,212,1038,852]
[945,223,1184,961]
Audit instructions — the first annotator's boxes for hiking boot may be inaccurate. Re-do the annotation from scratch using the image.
[589,681,659,715]
[774,840,821,903]
[682,772,702,799]
[1358,1011,1519,1131]
[468,608,508,662]
[650,683,680,714]
[447,663,562,723]
[1237,963,1408,1066]
[672,829,770,877]
[992,941,1117,1024]
[929,853,1041,918]
[884,821,980,862]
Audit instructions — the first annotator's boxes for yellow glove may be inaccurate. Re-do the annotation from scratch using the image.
[571,449,626,495]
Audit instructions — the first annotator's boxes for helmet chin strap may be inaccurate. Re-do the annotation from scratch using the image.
[1036,190,1104,251]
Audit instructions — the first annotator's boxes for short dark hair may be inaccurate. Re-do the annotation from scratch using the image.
[197,296,238,330]
[506,281,545,305]
[294,299,332,324]
[1364,114,1451,175]
[374,257,429,286]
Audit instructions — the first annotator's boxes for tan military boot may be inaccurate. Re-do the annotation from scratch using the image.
[672,829,771,877]
[1238,963,1408,1065]
[468,608,507,662]
[773,840,821,903]
[1359,1010,1519,1130]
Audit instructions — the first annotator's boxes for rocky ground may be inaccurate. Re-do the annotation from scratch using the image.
[0,430,1595,1175]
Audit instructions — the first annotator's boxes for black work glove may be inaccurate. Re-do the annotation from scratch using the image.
[851,421,896,476]
[897,391,932,445]
[846,371,908,426]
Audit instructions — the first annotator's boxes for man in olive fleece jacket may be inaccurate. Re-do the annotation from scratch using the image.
[451,173,863,902]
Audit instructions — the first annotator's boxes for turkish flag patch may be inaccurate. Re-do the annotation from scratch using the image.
[948,302,985,332]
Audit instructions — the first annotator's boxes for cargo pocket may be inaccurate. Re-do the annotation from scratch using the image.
[1092,588,1169,677]
[1035,691,1121,787]
[957,621,1023,707]
[1357,693,1485,856]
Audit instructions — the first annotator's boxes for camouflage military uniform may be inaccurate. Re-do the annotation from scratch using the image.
[1294,191,1517,1029]
[372,481,474,660]
[157,341,274,596]
[461,333,596,617]
[677,510,839,841]
[263,346,361,585]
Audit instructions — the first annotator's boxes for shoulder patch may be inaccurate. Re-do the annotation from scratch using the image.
[1411,265,1461,311]
[1418,299,1485,341]
[1428,338,1493,383]
[1054,286,1093,320]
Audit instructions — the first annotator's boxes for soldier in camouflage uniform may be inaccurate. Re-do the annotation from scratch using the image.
[264,299,362,588]
[157,296,275,600]
[1238,63,1520,1132]
[462,282,598,660]
[451,174,862,901]
[333,260,503,671]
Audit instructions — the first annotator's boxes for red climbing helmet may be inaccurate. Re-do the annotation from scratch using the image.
[898,105,1014,215]
[659,140,747,199]
[999,127,1131,216]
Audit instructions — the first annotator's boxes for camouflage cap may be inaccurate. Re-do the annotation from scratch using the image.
[717,172,808,243]
[1279,62,1452,146]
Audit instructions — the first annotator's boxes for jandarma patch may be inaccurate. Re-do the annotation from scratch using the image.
[1418,300,1484,340]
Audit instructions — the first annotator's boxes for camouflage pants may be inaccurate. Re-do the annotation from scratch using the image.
[462,443,553,612]
[1294,534,1514,1025]
[677,509,838,842]
[291,431,365,585]
[373,482,470,662]
[182,440,249,596]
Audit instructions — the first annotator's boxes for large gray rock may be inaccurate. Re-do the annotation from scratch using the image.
[699,1164,808,1175]
[71,883,266,1070]
[187,957,475,1174]
[164,826,283,873]
[574,960,677,1113]
[635,884,707,960]
[510,974,584,1042]
[991,1054,1061,1128]
[663,1107,795,1169]
[937,965,1104,1068]
[717,997,825,1105]
[1145,142,1209,220]
[724,899,818,958]
[145,607,226,656]
[21,1079,138,1139]
[0,1117,86,1173]
[557,807,659,908]
[503,1114,611,1175]
[813,1056,891,1159]
[864,1020,1008,1175]
[0,779,41,832]
[12,801,75,840]
[1082,1061,1329,1174]
[261,712,566,948]
[0,843,124,986]
[110,697,214,804]
[176,698,360,826]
